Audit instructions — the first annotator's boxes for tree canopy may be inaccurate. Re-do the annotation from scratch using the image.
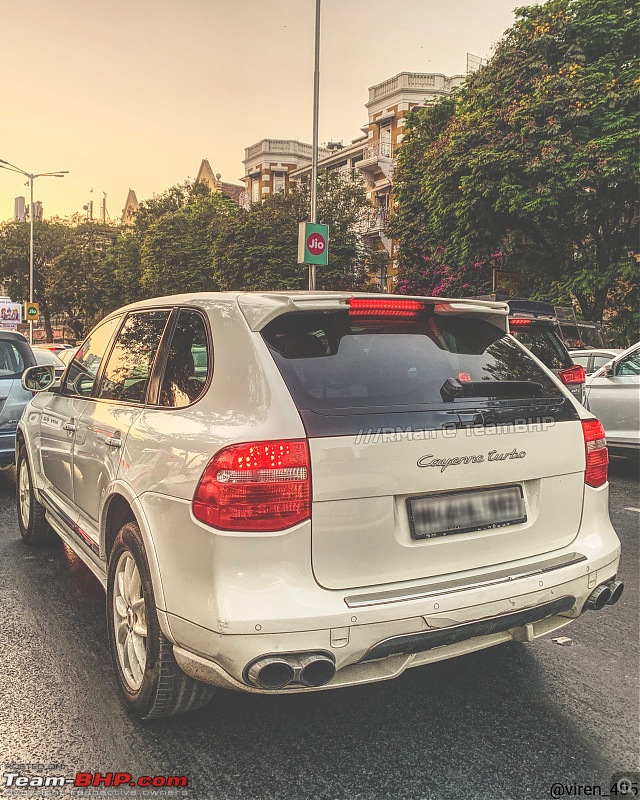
[390,0,639,322]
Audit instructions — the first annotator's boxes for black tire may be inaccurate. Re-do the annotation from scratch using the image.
[106,521,215,719]
[16,445,54,546]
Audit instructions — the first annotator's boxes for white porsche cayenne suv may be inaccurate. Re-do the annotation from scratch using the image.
[16,292,623,718]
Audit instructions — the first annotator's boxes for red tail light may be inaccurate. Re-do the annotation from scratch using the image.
[581,419,608,487]
[509,318,533,327]
[192,440,310,531]
[349,298,424,317]
[558,365,586,385]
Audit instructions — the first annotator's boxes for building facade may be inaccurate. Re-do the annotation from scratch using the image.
[241,70,465,292]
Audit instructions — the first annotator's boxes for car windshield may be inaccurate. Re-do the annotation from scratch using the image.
[510,325,572,370]
[0,340,28,379]
[262,311,563,411]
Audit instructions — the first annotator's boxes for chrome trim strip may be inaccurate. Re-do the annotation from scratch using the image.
[344,552,587,608]
[41,489,100,555]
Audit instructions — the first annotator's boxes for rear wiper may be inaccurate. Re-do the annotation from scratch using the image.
[440,377,544,401]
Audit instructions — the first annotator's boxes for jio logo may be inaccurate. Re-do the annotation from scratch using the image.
[307,233,326,255]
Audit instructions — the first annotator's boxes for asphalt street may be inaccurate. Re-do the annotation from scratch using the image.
[0,457,638,800]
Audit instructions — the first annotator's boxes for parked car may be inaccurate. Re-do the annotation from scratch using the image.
[32,346,66,380]
[57,346,79,366]
[506,300,585,404]
[583,342,640,454]
[16,292,623,718]
[0,330,36,466]
[569,349,624,376]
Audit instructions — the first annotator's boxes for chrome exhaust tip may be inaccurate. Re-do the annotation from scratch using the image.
[606,580,624,605]
[297,654,336,687]
[246,657,295,690]
[584,584,613,611]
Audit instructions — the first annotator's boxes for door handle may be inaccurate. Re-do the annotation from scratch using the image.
[63,422,76,432]
[104,436,122,448]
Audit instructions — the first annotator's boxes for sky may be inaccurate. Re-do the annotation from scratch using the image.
[0,0,520,222]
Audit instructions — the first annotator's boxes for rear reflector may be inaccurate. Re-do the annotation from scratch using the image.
[193,440,310,531]
[349,298,424,317]
[558,365,586,385]
[581,419,608,487]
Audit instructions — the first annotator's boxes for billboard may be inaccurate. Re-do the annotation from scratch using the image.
[0,298,22,330]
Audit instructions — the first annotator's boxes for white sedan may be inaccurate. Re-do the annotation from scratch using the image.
[583,342,640,453]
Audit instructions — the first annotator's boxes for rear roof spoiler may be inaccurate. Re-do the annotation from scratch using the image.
[237,292,509,333]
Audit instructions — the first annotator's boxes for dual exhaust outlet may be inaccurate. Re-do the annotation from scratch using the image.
[246,653,336,690]
[584,579,624,612]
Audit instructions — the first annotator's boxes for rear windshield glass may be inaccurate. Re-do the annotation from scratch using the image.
[0,339,31,379]
[510,326,572,370]
[262,311,564,411]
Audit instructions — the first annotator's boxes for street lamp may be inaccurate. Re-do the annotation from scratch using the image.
[0,158,68,343]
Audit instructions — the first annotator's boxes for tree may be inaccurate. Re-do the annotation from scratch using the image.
[0,219,71,341]
[47,222,121,338]
[390,0,639,321]
[140,191,239,296]
[212,172,374,291]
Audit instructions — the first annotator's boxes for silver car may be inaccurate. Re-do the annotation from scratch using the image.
[583,343,640,453]
[570,349,624,376]
[0,330,36,466]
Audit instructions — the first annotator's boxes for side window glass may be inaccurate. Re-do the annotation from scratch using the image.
[63,316,122,397]
[96,311,171,404]
[160,310,210,408]
[616,351,640,377]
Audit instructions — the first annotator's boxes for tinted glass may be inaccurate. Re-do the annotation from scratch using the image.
[0,341,26,379]
[96,311,171,403]
[592,355,613,372]
[63,316,122,397]
[262,311,563,411]
[510,327,572,370]
[617,351,640,376]
[159,310,210,407]
[571,354,590,369]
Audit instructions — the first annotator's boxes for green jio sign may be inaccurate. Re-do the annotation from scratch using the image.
[298,222,329,266]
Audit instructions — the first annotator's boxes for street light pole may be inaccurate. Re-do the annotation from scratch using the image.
[0,159,68,343]
[309,0,321,291]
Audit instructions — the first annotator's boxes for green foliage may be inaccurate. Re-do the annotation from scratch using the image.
[390,0,639,321]
[47,222,121,337]
[140,192,238,296]
[212,172,373,291]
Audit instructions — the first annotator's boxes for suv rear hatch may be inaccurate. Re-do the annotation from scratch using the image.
[257,296,584,591]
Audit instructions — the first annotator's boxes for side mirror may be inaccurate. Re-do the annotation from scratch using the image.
[22,364,56,393]
[602,365,614,378]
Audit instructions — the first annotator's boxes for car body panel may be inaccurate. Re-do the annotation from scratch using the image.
[583,343,640,449]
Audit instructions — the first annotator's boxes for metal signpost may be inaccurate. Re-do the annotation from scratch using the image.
[0,159,68,343]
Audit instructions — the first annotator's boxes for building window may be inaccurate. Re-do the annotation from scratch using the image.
[379,124,392,157]
[251,178,260,203]
[273,173,285,193]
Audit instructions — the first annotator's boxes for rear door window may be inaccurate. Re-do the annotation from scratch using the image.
[159,310,210,408]
[96,310,171,404]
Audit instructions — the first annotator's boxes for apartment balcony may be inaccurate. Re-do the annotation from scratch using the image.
[356,141,396,180]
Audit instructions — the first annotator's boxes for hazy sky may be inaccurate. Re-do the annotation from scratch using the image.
[1,0,520,221]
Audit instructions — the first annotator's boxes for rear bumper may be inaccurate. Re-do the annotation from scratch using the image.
[169,550,620,693]
[141,482,621,693]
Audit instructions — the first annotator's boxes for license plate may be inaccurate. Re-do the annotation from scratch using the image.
[407,485,526,540]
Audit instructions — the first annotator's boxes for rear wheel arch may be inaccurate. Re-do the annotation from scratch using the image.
[102,492,169,622]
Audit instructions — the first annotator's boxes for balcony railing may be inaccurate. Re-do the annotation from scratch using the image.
[358,208,389,234]
[362,140,394,161]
